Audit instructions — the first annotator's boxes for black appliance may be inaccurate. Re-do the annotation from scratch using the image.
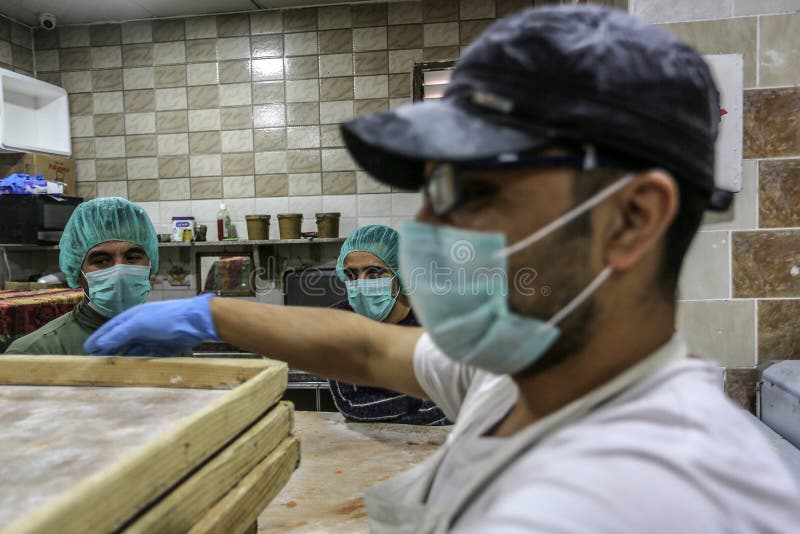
[0,195,82,244]
[282,267,347,308]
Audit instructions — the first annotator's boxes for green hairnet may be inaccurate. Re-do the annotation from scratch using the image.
[59,197,159,288]
[336,225,399,281]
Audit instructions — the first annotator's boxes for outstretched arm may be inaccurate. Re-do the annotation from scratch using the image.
[85,295,427,399]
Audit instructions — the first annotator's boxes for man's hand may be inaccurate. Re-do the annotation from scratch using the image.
[84,294,219,356]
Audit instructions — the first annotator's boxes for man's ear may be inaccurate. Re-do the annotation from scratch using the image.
[605,170,678,272]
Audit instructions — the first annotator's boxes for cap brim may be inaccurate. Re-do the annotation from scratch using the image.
[341,99,549,190]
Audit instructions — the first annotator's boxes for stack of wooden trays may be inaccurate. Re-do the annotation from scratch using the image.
[0,356,299,534]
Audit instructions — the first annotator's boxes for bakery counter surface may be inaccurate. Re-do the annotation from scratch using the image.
[258,411,450,533]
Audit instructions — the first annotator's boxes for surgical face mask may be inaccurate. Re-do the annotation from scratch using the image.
[346,276,399,322]
[83,263,152,318]
[398,175,633,375]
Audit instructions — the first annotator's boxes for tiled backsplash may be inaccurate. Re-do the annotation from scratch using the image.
[0,15,33,75]
[29,0,552,240]
[637,1,800,405]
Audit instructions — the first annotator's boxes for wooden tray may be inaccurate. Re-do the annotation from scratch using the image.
[0,356,295,534]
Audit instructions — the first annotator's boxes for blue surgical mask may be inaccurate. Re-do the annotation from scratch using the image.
[346,277,398,322]
[83,264,152,318]
[398,175,633,375]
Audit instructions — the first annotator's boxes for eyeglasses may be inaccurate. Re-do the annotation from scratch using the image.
[423,146,600,216]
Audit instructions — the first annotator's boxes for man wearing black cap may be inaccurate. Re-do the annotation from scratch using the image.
[85,5,800,532]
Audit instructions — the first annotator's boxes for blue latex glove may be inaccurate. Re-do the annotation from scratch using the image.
[84,294,220,357]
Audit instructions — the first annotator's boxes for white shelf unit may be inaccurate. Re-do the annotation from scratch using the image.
[0,68,71,157]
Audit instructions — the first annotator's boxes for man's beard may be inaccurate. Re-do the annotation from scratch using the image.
[509,228,599,378]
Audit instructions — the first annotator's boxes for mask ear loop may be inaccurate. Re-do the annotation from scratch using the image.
[494,173,635,258]
[542,265,612,330]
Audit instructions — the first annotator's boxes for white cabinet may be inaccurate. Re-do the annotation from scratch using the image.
[0,68,71,157]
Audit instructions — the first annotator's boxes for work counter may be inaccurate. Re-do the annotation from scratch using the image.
[259,411,450,533]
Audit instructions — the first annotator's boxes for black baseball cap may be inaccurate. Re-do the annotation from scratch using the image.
[341,5,731,210]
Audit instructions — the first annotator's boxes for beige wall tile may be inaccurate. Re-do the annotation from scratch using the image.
[124,89,155,112]
[126,134,157,157]
[122,43,153,67]
[186,39,218,63]
[250,12,283,35]
[186,62,218,85]
[320,77,354,101]
[320,100,354,124]
[62,71,93,93]
[253,81,285,103]
[423,0,459,22]
[70,93,93,115]
[353,27,387,51]
[76,160,97,182]
[320,124,344,147]
[159,178,190,200]
[319,29,353,54]
[758,299,800,361]
[156,87,188,110]
[318,6,352,30]
[678,230,732,300]
[659,17,757,87]
[187,85,219,109]
[287,126,320,149]
[284,8,318,32]
[353,4,387,27]
[123,67,155,89]
[220,106,253,130]
[223,153,255,176]
[635,0,733,23]
[71,116,94,137]
[154,41,185,65]
[94,91,124,113]
[218,36,250,60]
[121,21,153,44]
[217,13,250,37]
[219,59,251,83]
[255,128,287,151]
[157,132,189,155]
[423,22,459,47]
[286,79,320,102]
[677,300,756,366]
[252,58,284,81]
[127,157,158,180]
[190,154,222,176]
[320,53,353,77]
[734,0,800,15]
[322,171,357,195]
[157,110,188,133]
[759,159,800,228]
[255,174,289,197]
[322,148,356,172]
[72,138,96,159]
[287,150,321,173]
[759,13,800,87]
[59,27,90,48]
[221,129,254,152]
[286,102,319,125]
[92,46,122,69]
[155,64,186,88]
[95,136,126,158]
[129,179,159,201]
[153,20,185,42]
[125,112,156,134]
[94,113,124,136]
[77,182,97,199]
[460,0,495,19]
[189,131,221,154]
[219,82,252,106]
[389,1,423,25]
[354,75,388,99]
[191,176,223,199]
[255,151,288,174]
[186,16,217,40]
[97,180,128,198]
[96,158,127,181]
[188,109,220,132]
[252,34,284,58]
[35,49,60,72]
[254,104,286,127]
[289,172,322,195]
[355,51,388,75]
[284,31,318,56]
[158,156,189,178]
[223,175,256,197]
[285,56,318,79]
[389,49,423,73]
[733,230,800,298]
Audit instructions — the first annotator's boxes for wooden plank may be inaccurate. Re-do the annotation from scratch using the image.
[124,402,294,533]
[0,356,274,389]
[189,437,301,534]
[2,362,288,534]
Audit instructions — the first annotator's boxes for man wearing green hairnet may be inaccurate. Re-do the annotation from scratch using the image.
[331,225,449,425]
[5,197,158,355]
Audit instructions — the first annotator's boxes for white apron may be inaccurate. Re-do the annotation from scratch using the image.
[365,345,684,533]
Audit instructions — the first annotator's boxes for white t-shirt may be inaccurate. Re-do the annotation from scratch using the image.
[413,333,800,533]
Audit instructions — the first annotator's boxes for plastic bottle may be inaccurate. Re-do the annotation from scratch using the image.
[217,203,232,241]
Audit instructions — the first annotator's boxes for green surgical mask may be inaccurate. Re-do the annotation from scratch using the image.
[83,264,152,318]
[346,277,398,322]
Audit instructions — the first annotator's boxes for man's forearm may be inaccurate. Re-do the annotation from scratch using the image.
[209,298,425,397]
